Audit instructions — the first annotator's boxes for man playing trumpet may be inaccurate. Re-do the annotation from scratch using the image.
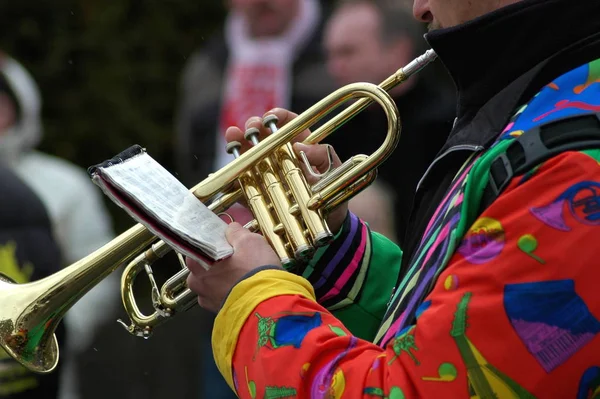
[187,0,600,397]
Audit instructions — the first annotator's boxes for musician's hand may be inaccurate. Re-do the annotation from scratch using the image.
[225,108,348,233]
[186,222,281,313]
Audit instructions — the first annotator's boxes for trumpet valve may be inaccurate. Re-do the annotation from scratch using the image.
[294,244,315,262]
[263,114,279,133]
[273,223,286,236]
[314,231,334,247]
[289,204,300,216]
[226,141,242,158]
[244,127,261,146]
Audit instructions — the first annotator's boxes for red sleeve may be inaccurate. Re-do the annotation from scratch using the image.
[214,150,600,399]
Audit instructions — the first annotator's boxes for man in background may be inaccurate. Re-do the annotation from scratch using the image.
[0,52,116,399]
[323,0,455,246]
[174,1,334,397]
[175,0,334,187]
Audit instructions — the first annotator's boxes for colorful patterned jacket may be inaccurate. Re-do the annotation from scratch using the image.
[213,53,600,398]
[210,48,600,398]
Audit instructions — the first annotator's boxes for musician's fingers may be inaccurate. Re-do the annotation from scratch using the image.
[224,126,253,154]
[242,116,273,145]
[263,108,311,143]
[186,270,209,306]
[224,222,248,248]
[293,142,342,173]
[291,142,341,185]
[186,257,210,276]
[225,108,312,155]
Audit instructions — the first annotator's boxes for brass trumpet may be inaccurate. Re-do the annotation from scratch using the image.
[0,50,437,374]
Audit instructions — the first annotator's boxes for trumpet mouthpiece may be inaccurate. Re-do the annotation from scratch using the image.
[402,49,438,77]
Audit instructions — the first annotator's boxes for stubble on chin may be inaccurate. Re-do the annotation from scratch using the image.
[427,21,442,31]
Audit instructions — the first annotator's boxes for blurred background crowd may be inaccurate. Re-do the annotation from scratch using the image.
[0,0,456,398]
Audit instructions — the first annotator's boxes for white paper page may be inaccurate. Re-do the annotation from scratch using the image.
[94,153,233,259]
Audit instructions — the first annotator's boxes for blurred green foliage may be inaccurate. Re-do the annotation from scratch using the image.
[0,1,226,232]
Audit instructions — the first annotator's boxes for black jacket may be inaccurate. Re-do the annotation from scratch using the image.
[0,165,64,399]
[400,0,600,276]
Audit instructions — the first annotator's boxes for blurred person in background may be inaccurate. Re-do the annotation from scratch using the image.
[175,0,333,187]
[0,165,63,397]
[174,0,334,397]
[323,0,455,247]
[0,52,116,399]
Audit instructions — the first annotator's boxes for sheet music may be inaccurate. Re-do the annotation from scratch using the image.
[91,152,233,261]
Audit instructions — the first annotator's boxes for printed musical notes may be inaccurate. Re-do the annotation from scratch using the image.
[518,234,545,264]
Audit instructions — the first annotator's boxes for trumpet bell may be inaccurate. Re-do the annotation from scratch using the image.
[0,273,59,374]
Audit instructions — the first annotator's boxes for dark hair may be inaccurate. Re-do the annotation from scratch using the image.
[334,0,428,56]
[0,75,21,121]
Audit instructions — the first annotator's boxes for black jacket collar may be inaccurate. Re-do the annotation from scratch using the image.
[425,0,600,150]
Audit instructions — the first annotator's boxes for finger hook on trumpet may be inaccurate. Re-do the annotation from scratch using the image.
[299,144,335,179]
[217,212,235,224]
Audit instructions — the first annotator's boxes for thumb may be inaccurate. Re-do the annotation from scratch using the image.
[225,222,247,247]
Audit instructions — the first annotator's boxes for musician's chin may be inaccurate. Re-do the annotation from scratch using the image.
[427,21,442,32]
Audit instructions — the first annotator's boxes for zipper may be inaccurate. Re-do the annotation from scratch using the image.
[415,144,484,192]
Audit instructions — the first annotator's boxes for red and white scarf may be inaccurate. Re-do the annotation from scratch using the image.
[215,0,321,171]
[215,0,321,225]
